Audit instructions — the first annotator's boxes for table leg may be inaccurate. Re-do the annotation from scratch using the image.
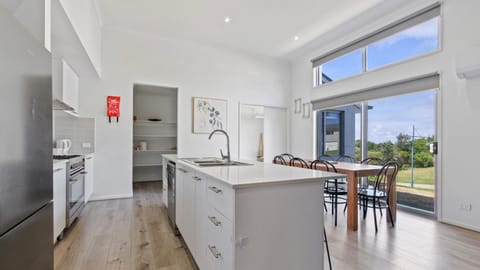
[387,174,397,224]
[347,172,358,231]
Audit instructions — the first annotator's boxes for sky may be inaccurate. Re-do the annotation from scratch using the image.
[355,90,436,143]
[320,18,438,143]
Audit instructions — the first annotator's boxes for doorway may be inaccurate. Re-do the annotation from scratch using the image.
[238,104,288,162]
[132,84,178,184]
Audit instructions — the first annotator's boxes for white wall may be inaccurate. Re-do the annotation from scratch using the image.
[0,0,46,47]
[289,0,480,231]
[80,27,291,200]
[264,107,288,162]
[59,0,102,75]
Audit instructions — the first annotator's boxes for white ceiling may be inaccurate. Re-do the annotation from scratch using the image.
[97,0,389,58]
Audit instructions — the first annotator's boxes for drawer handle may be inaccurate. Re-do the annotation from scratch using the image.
[208,216,222,226]
[208,186,222,194]
[177,168,188,173]
[53,168,63,173]
[86,157,93,160]
[193,176,202,181]
[208,245,222,259]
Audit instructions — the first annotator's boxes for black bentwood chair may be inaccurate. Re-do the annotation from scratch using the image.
[311,159,347,226]
[273,155,287,165]
[336,155,355,163]
[289,157,309,168]
[357,161,399,233]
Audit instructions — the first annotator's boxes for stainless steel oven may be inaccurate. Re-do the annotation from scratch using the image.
[57,155,85,227]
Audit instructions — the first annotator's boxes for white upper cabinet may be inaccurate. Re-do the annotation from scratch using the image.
[52,58,79,113]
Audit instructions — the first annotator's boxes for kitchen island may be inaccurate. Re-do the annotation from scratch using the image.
[174,158,344,270]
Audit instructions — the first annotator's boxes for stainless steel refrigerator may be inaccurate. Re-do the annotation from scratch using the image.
[0,4,54,270]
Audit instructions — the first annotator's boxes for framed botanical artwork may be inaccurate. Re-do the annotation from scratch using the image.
[192,97,228,133]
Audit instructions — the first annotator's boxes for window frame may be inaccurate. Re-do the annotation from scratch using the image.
[312,3,442,88]
[316,110,345,158]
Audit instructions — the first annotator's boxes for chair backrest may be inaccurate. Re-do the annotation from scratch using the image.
[336,155,355,163]
[289,157,309,168]
[273,155,287,165]
[310,159,338,173]
[318,155,333,161]
[373,161,399,197]
[280,153,294,161]
[360,157,384,165]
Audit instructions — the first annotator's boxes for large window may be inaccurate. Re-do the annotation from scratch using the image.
[312,3,440,86]
[367,18,439,70]
[316,49,363,84]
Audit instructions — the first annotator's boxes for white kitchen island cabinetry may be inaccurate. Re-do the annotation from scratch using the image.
[175,160,343,270]
[53,161,67,243]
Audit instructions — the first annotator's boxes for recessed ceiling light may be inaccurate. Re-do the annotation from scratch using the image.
[224,17,231,23]
[294,36,300,41]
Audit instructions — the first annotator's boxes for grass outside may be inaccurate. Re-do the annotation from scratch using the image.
[396,167,435,211]
[396,167,434,185]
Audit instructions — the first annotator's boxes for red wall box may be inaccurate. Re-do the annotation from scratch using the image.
[107,96,120,122]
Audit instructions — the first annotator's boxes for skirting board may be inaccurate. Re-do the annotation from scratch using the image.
[89,193,133,201]
[440,218,480,233]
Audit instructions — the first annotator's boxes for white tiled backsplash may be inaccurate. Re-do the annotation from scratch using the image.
[53,111,95,154]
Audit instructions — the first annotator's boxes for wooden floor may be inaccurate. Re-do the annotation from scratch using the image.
[55,182,480,270]
[54,182,192,270]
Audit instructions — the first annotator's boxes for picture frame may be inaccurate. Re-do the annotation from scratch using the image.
[192,97,228,133]
[294,98,302,114]
[302,102,311,119]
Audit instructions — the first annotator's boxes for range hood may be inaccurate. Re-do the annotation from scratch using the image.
[53,98,75,111]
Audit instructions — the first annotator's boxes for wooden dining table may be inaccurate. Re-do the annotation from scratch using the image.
[275,160,396,231]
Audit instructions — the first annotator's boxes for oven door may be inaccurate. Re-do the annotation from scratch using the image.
[69,170,85,218]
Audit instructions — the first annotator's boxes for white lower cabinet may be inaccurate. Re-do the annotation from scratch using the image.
[206,207,234,270]
[176,168,234,270]
[182,170,196,251]
[162,158,168,207]
[193,173,207,269]
[84,154,94,203]
[53,162,67,243]
[175,164,191,236]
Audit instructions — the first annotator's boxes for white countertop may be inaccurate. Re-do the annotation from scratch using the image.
[162,154,177,162]
[176,159,345,189]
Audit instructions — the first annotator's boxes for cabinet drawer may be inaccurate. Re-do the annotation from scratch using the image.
[206,178,234,221]
[206,208,234,270]
[206,207,233,246]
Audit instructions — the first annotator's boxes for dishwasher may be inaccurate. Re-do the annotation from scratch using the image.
[167,161,179,235]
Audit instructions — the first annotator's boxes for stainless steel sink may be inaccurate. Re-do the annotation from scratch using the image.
[181,158,252,167]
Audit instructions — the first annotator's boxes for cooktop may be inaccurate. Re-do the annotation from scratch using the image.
[53,155,82,160]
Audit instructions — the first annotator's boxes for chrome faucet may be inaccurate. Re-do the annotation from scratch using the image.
[208,129,231,163]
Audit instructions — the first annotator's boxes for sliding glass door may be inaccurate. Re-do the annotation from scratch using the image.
[316,89,437,214]
[366,90,436,213]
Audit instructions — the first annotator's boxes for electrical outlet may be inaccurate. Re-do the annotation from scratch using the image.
[460,203,473,211]
[82,142,92,149]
